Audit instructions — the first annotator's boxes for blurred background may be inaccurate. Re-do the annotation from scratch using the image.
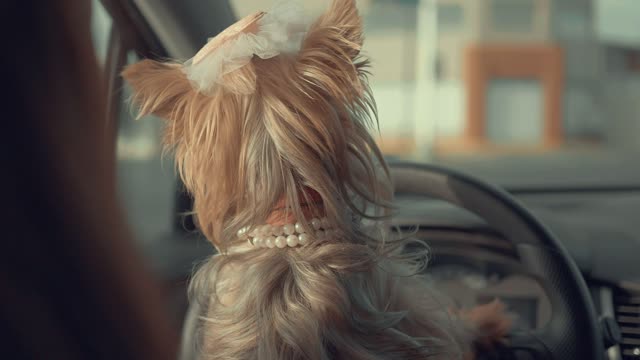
[90,0,640,335]
[232,0,640,158]
[94,0,640,239]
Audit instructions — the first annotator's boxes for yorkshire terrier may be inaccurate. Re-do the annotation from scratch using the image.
[123,1,510,358]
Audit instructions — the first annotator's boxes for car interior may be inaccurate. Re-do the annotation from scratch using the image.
[85,0,640,359]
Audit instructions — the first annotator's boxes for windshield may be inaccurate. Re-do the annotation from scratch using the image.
[231,0,640,189]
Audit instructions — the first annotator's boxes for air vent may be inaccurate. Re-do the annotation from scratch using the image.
[615,287,640,359]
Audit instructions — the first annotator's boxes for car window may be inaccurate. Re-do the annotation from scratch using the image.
[233,0,418,157]
[116,51,177,245]
[90,0,112,67]
[230,0,640,189]
[91,2,177,245]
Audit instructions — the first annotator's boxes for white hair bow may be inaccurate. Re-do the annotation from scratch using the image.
[183,1,307,94]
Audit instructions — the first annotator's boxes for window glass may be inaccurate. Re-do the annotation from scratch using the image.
[437,4,464,32]
[228,0,640,187]
[91,0,113,66]
[490,0,535,33]
[486,79,543,145]
[91,2,176,246]
[117,51,177,245]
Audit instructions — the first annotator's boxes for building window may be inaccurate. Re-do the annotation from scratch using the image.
[437,3,464,32]
[490,0,535,34]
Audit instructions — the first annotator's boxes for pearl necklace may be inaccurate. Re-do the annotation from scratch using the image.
[236,217,339,248]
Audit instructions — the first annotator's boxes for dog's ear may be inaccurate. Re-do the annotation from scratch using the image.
[295,0,366,106]
[305,0,363,60]
[121,59,195,120]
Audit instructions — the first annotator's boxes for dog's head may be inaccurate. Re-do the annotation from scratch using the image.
[122,0,391,248]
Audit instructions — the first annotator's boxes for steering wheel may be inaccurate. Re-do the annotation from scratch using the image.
[391,162,603,359]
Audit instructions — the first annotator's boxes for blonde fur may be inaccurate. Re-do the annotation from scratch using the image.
[123,1,473,359]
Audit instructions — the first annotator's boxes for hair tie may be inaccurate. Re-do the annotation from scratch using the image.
[183,0,307,94]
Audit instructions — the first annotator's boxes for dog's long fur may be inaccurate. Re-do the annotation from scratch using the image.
[122,1,485,359]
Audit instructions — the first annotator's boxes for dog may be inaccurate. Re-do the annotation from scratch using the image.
[123,1,510,358]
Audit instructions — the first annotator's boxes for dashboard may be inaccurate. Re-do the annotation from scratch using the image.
[152,181,640,359]
[416,229,551,332]
[394,191,640,359]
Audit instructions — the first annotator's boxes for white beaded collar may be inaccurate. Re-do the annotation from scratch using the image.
[236,217,339,249]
